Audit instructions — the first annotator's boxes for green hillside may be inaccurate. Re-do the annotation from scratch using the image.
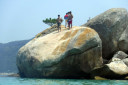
[0,40,30,73]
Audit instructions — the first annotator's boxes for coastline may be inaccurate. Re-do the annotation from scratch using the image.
[0,73,19,77]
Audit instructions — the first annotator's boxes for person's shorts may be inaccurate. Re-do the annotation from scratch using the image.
[68,20,72,24]
[57,23,61,28]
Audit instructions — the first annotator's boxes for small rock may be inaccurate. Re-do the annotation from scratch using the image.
[92,51,128,79]
[94,76,107,80]
[124,76,128,80]
[110,51,128,62]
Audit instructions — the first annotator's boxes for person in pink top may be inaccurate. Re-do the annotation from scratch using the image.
[64,13,68,28]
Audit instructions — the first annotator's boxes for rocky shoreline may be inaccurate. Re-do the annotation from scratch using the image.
[0,73,19,77]
[16,8,128,79]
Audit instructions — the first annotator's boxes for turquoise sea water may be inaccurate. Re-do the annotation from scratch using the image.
[0,76,128,85]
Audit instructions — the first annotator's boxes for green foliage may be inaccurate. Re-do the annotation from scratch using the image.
[36,33,42,38]
[43,18,56,26]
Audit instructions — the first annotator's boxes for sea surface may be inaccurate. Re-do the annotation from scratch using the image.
[0,76,128,85]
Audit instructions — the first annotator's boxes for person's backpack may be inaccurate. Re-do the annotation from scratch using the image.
[64,15,68,19]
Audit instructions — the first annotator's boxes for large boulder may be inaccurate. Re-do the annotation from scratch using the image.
[17,26,103,78]
[82,8,128,59]
[92,51,128,79]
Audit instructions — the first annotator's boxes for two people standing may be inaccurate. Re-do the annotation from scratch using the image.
[65,11,73,29]
[56,11,73,32]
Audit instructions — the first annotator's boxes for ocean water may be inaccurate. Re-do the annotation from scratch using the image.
[0,76,128,85]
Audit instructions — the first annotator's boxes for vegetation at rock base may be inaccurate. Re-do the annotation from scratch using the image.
[43,18,56,27]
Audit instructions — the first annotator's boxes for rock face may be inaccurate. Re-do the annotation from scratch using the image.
[82,8,128,59]
[17,26,103,78]
[35,24,62,38]
[92,51,128,79]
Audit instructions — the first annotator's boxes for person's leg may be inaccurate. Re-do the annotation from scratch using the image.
[60,25,61,32]
[69,23,71,30]
[67,21,69,29]
[59,23,61,32]
[66,20,68,28]
[68,22,70,30]
[58,27,59,32]
[65,20,66,28]
[69,21,71,30]
[57,23,59,32]
[71,20,72,28]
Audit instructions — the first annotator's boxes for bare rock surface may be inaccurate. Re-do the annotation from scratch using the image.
[17,26,103,78]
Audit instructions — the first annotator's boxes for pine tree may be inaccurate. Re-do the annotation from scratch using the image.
[43,18,56,27]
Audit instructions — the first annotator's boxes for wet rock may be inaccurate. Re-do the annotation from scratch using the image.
[92,51,128,79]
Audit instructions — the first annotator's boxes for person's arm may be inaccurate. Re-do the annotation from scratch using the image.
[61,18,63,23]
[72,14,73,18]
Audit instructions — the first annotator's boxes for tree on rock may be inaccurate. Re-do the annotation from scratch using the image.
[43,18,56,27]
